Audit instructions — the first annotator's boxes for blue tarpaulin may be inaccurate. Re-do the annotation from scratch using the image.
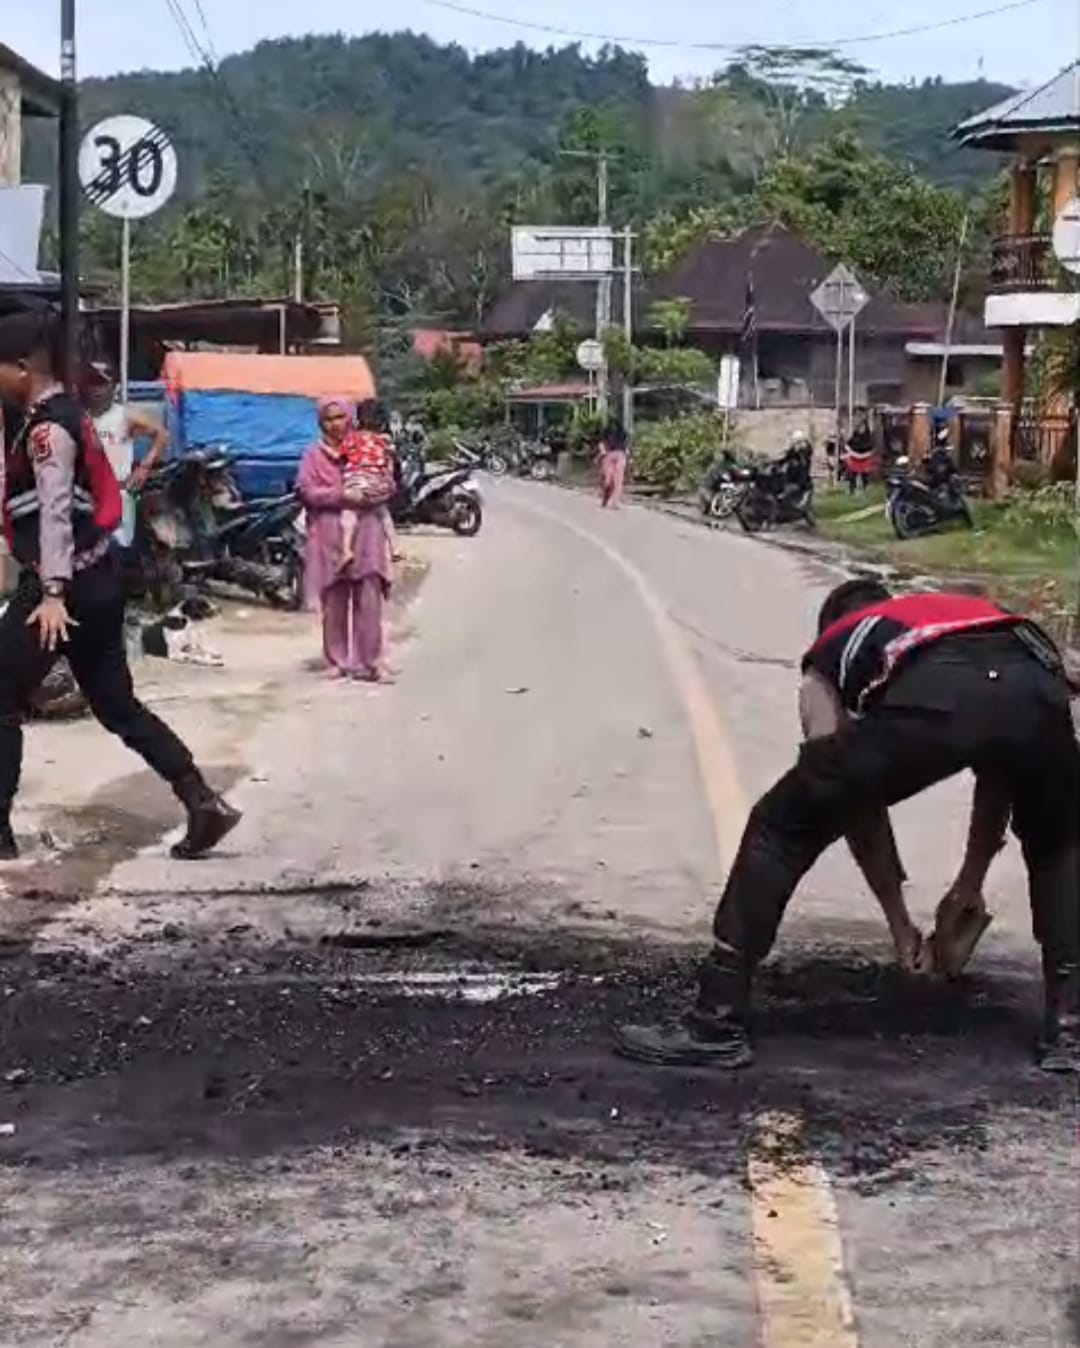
[172,390,319,497]
[159,352,377,499]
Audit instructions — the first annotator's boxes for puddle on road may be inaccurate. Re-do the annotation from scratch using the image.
[349,967,567,1003]
[225,965,586,1004]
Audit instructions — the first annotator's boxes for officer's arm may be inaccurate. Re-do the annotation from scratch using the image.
[799,672,922,969]
[30,423,76,583]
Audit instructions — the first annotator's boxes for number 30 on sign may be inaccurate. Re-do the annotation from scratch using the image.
[78,115,178,221]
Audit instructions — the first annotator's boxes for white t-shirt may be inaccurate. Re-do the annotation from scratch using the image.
[92,402,134,483]
[92,401,136,546]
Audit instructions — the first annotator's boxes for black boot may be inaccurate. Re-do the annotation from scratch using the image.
[1039,958,1080,1075]
[616,945,754,1069]
[0,817,17,862]
[171,772,242,860]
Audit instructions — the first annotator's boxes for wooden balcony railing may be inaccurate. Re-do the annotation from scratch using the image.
[989,234,1056,293]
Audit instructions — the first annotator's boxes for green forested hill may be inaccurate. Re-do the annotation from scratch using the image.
[24,32,1014,331]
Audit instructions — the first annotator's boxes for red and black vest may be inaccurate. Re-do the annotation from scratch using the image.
[3,393,122,568]
[803,593,1024,713]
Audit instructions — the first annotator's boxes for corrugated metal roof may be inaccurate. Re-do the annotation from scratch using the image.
[954,62,1080,148]
[0,43,60,117]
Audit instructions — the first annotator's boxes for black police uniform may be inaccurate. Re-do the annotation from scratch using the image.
[620,593,1080,1073]
[0,387,238,859]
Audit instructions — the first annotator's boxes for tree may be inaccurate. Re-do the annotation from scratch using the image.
[756,132,970,300]
[649,298,694,347]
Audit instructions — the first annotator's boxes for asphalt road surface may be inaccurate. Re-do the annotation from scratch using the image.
[0,481,1076,1348]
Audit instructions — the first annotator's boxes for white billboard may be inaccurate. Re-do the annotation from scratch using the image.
[512,226,614,281]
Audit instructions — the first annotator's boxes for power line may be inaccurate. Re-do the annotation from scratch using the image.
[189,0,221,64]
[159,0,268,190]
[416,0,1046,52]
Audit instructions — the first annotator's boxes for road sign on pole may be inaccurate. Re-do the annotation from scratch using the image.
[80,116,178,402]
[810,264,869,332]
[811,264,869,438]
[1053,196,1080,275]
[576,339,605,372]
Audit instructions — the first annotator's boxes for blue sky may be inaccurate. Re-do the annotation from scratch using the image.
[6,0,1076,88]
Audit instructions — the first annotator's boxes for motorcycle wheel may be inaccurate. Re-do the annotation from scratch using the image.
[453,498,483,537]
[484,452,510,477]
[891,498,938,540]
[266,547,305,611]
[529,459,555,482]
[709,486,741,520]
[737,491,776,534]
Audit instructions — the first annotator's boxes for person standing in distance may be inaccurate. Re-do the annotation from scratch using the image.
[82,361,169,550]
[0,309,241,861]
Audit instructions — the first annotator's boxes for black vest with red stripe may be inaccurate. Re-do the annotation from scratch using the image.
[803,593,1023,713]
[3,393,111,568]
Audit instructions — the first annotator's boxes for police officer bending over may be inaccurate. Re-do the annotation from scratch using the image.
[0,310,241,861]
[618,578,1080,1075]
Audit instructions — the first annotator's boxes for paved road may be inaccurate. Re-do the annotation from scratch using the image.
[0,482,1076,1347]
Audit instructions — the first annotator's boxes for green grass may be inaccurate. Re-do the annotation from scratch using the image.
[816,486,1077,641]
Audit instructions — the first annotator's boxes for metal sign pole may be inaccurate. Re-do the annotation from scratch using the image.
[848,312,857,432]
[120,216,131,404]
[834,323,844,445]
[622,224,634,437]
[59,0,80,393]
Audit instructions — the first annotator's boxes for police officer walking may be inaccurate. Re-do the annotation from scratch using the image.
[618,578,1080,1075]
[0,309,240,861]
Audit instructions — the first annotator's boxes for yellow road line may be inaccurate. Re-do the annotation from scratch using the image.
[750,1112,860,1348]
[507,490,861,1348]
[508,494,748,870]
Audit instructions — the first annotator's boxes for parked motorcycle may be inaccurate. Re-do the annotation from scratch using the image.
[885,441,973,540]
[450,436,513,477]
[516,437,558,482]
[736,444,815,533]
[393,448,483,536]
[135,451,305,609]
[699,452,752,520]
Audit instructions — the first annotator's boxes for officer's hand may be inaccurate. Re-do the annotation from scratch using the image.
[27,596,78,652]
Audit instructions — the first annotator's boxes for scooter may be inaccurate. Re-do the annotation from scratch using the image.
[885,440,972,540]
[392,449,483,536]
[736,445,815,533]
[135,451,304,608]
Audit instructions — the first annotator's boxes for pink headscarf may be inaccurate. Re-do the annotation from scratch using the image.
[317,395,355,422]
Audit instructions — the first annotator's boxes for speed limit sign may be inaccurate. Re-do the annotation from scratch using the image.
[78,115,178,220]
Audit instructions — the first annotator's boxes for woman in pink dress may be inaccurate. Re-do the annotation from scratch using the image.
[597,419,629,508]
[296,397,393,681]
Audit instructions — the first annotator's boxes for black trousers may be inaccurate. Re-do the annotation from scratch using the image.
[708,633,1080,980]
[0,553,195,812]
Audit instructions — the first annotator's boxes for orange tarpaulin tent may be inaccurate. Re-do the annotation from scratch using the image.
[162,351,376,400]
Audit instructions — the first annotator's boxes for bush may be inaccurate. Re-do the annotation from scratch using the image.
[631,413,729,495]
[1002,482,1077,536]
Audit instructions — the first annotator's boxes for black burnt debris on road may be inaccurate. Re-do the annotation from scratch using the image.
[0,884,1069,1195]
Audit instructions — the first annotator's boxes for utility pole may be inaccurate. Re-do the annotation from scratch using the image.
[622,224,634,437]
[58,0,79,392]
[559,148,614,417]
[595,152,611,417]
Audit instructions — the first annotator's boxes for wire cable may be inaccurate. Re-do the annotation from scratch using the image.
[416,0,1046,52]
[159,0,268,189]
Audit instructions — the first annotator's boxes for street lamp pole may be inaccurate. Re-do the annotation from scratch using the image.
[58,0,80,392]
